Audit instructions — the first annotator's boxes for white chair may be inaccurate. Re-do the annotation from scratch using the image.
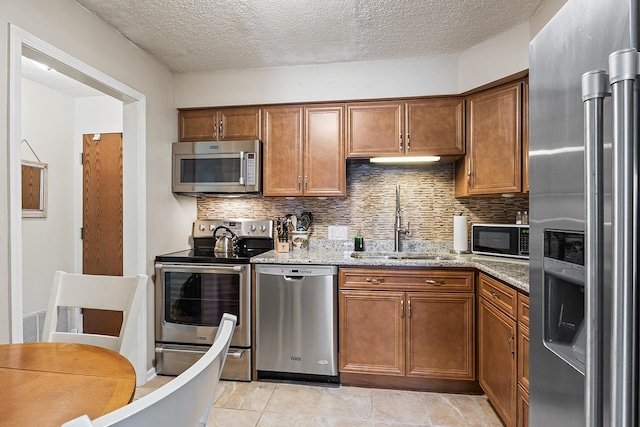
[42,270,147,360]
[62,313,237,427]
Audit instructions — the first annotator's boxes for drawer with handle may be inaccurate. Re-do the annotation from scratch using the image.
[339,268,474,292]
[479,273,517,318]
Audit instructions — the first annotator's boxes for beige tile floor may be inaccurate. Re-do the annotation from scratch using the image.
[135,376,504,427]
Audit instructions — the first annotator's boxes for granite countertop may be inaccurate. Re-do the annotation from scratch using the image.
[251,249,529,293]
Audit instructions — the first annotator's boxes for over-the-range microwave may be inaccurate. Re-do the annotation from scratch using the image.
[471,224,529,259]
[172,140,262,196]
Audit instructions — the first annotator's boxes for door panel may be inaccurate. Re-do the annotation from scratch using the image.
[82,133,123,336]
[304,105,346,196]
[262,106,304,196]
[339,290,404,375]
[406,292,474,380]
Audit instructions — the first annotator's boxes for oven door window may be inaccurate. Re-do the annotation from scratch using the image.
[164,272,240,327]
[179,155,241,185]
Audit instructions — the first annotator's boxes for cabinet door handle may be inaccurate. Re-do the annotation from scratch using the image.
[490,291,500,299]
[304,175,308,190]
[399,134,403,151]
[407,299,411,318]
[401,300,404,318]
[425,279,444,286]
[508,334,515,355]
[298,175,301,190]
[218,120,223,139]
[365,278,385,284]
[406,134,410,151]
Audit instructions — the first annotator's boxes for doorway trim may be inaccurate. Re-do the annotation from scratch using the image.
[8,25,147,383]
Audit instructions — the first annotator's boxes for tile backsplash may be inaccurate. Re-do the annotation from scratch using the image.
[197,162,529,242]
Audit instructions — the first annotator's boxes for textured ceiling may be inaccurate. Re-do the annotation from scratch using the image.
[22,56,104,98]
[74,0,544,74]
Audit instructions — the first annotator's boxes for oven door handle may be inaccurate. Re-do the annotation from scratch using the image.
[156,347,245,358]
[156,263,245,272]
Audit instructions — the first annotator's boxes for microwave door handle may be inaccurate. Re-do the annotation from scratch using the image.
[238,151,245,186]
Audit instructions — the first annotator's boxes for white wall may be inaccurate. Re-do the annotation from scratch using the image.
[175,56,459,107]
[21,79,76,315]
[0,0,188,370]
[530,0,569,39]
[458,23,531,93]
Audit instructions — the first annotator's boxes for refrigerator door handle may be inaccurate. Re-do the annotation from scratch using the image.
[608,48,639,427]
[582,69,610,427]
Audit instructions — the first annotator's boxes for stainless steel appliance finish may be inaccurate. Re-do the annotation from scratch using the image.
[470,224,529,259]
[529,0,637,425]
[256,265,339,381]
[155,219,274,381]
[172,140,262,195]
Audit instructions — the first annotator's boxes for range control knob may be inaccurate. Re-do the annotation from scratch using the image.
[250,225,257,231]
[199,224,205,231]
[260,225,267,232]
[209,224,215,231]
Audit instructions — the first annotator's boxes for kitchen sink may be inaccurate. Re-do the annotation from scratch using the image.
[350,252,455,261]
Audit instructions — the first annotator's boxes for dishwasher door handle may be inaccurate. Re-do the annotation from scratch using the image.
[283,275,306,281]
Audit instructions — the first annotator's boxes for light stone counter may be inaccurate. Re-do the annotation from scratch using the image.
[251,247,529,293]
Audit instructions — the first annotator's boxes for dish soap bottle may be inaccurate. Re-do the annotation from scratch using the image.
[515,211,523,224]
[354,230,365,252]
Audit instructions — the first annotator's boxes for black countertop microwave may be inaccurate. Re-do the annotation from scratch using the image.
[172,140,262,196]
[471,224,529,259]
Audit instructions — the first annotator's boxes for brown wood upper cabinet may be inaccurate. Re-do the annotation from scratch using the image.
[455,80,526,196]
[178,107,262,141]
[262,104,346,197]
[346,98,465,158]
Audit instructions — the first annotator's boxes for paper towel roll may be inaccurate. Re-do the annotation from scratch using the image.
[453,216,468,252]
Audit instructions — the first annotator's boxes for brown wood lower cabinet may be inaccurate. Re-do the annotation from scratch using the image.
[339,268,476,391]
[517,385,530,427]
[479,296,517,426]
[478,273,530,427]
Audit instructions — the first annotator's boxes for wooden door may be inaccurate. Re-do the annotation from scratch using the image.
[466,81,522,195]
[262,106,304,196]
[218,107,262,141]
[339,290,405,376]
[178,109,218,141]
[479,297,517,427]
[406,292,474,380]
[304,104,346,197]
[346,101,403,157]
[82,133,123,336]
[405,98,465,156]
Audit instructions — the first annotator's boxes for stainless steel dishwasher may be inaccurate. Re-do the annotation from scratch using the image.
[256,264,338,382]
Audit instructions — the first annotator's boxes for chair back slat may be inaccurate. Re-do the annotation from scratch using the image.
[42,271,147,377]
[61,314,237,427]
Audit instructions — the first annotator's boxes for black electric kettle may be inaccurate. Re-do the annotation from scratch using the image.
[213,226,237,256]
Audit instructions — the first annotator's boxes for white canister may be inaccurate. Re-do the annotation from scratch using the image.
[291,231,310,251]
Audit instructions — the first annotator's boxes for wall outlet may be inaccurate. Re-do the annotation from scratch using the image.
[327,225,348,240]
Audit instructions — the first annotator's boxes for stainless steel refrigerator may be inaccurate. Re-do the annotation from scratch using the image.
[529,0,638,425]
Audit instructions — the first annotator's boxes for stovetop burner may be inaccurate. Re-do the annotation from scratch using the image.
[156,219,274,264]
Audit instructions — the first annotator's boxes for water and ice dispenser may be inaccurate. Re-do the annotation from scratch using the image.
[543,229,586,374]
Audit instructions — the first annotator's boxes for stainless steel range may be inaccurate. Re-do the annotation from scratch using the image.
[154,219,273,381]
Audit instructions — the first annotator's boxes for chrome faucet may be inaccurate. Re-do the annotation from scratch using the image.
[394,185,410,252]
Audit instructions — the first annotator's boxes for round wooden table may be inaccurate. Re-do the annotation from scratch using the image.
[0,342,136,427]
